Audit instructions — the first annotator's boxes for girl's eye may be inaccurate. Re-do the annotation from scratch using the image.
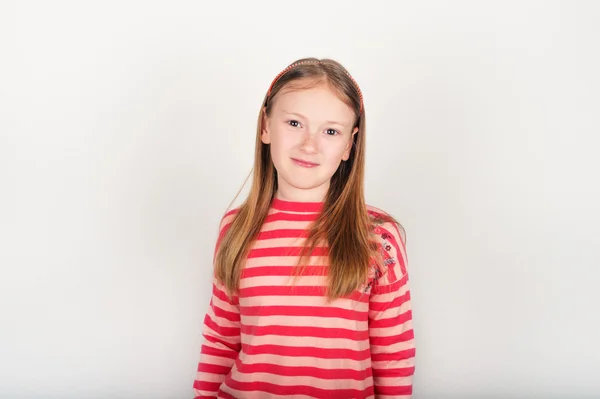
[288,120,300,128]
[326,128,338,136]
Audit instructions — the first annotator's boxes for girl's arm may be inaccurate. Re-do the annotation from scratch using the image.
[369,221,416,398]
[193,280,241,398]
[193,213,241,398]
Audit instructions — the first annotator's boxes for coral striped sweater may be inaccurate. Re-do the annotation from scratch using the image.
[193,198,415,398]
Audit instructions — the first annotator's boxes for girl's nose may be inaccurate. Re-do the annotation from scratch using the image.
[300,131,318,154]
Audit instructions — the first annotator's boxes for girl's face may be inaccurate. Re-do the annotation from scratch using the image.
[262,81,358,202]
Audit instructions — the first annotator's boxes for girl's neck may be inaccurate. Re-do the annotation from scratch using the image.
[274,191,325,204]
[274,183,328,204]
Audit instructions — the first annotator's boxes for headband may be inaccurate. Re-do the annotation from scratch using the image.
[266,60,364,113]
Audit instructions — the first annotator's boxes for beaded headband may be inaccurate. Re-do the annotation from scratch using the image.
[266,60,364,113]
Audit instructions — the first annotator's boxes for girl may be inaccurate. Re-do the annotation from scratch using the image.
[193,58,415,398]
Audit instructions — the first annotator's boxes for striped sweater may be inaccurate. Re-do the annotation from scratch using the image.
[193,198,415,398]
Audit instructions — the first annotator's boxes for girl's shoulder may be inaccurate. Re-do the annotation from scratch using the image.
[220,207,240,229]
[366,204,408,286]
[366,204,406,247]
[213,207,240,249]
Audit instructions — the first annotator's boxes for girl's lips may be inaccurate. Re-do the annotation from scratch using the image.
[291,158,319,168]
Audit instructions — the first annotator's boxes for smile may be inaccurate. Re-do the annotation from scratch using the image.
[291,158,320,168]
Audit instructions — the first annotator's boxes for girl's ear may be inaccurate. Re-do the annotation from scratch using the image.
[342,127,358,161]
[261,108,271,144]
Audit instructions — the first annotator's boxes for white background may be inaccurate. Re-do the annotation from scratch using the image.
[1,1,599,398]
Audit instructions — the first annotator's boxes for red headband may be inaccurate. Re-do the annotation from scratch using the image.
[266,60,364,113]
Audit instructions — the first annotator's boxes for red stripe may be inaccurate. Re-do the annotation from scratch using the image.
[257,229,309,240]
[241,265,327,278]
[369,329,414,346]
[204,334,242,352]
[217,391,236,399]
[224,208,239,218]
[204,314,240,337]
[213,284,239,305]
[235,358,372,380]
[247,246,328,258]
[241,343,371,361]
[371,273,408,294]
[239,285,368,302]
[371,348,416,362]
[225,377,374,397]
[197,362,232,375]
[264,212,318,223]
[374,384,413,396]
[241,324,369,340]
[369,310,412,329]
[370,290,411,312]
[240,285,324,297]
[241,305,367,321]
[372,366,415,377]
[200,344,239,360]
[271,198,323,212]
[193,380,221,392]
[216,391,236,399]
[212,304,240,322]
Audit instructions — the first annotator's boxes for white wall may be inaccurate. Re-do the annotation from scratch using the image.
[2,1,599,398]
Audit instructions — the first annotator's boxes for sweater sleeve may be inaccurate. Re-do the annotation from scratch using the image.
[193,212,241,398]
[368,220,416,398]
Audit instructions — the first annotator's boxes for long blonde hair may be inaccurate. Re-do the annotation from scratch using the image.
[214,57,398,301]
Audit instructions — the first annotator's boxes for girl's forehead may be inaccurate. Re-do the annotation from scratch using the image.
[277,79,338,99]
[273,83,354,119]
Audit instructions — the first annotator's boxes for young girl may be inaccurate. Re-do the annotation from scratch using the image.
[193,58,415,398]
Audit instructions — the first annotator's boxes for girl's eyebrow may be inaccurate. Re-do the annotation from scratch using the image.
[282,110,347,128]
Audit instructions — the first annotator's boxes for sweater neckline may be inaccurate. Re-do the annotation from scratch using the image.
[271,197,324,213]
